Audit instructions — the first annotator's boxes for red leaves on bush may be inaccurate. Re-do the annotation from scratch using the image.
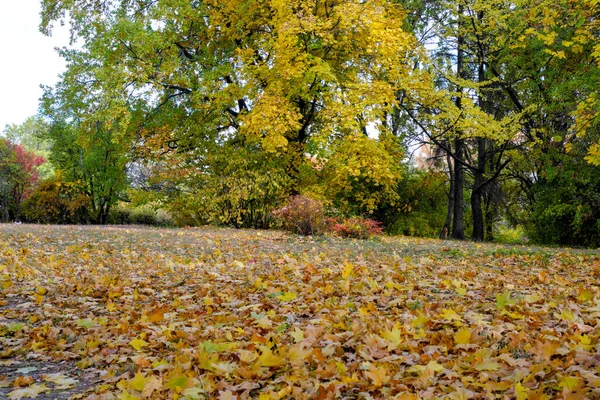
[326,217,384,239]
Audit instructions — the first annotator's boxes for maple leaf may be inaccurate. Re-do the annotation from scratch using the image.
[130,338,149,351]
[454,328,471,345]
[342,262,354,279]
[474,360,501,371]
[42,373,78,389]
[276,292,297,302]
[128,372,149,392]
[255,347,285,368]
[380,325,403,350]
[13,376,34,387]
[288,343,311,365]
[141,376,162,398]
[164,373,195,391]
[365,364,390,387]
[7,384,47,399]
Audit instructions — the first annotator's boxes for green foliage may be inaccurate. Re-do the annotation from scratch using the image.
[527,153,600,248]
[21,176,91,224]
[163,144,291,229]
[43,121,128,224]
[494,225,527,245]
[326,217,383,239]
[273,195,326,236]
[108,206,172,227]
[0,140,19,222]
[381,170,448,237]
[310,134,404,215]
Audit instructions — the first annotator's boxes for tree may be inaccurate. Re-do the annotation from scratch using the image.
[42,121,128,224]
[40,0,426,203]
[0,139,45,221]
[2,116,53,179]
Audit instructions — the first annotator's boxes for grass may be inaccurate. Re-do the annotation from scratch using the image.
[1,224,600,399]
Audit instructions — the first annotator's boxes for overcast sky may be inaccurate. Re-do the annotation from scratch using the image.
[0,0,70,131]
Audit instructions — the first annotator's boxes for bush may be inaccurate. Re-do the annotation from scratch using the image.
[21,177,91,224]
[108,206,172,227]
[272,195,326,235]
[380,170,448,237]
[495,225,527,245]
[326,217,383,239]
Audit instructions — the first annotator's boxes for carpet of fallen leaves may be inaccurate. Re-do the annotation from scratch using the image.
[1,224,600,400]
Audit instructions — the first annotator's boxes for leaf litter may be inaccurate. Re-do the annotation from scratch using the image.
[1,224,600,399]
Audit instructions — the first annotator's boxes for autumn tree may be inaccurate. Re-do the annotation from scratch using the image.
[3,116,53,179]
[40,0,428,221]
[0,139,45,221]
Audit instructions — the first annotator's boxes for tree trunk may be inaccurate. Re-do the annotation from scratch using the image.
[451,138,465,240]
[471,173,485,241]
[451,5,465,240]
[440,150,454,239]
[471,41,487,242]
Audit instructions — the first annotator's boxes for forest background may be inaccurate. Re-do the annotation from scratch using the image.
[1,0,600,248]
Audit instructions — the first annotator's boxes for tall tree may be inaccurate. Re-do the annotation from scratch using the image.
[41,0,424,190]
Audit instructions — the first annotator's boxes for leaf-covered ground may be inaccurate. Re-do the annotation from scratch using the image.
[1,225,600,399]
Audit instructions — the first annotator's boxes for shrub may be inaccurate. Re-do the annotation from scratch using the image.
[495,225,527,245]
[379,170,448,237]
[107,206,173,227]
[21,177,90,224]
[272,195,326,235]
[326,217,384,239]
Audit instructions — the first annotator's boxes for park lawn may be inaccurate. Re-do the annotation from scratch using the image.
[1,224,599,399]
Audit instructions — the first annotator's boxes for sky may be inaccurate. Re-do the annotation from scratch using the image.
[0,0,70,131]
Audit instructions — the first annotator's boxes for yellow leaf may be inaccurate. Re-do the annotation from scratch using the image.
[558,309,575,321]
[342,262,354,279]
[381,325,402,350]
[141,376,162,398]
[365,364,389,387]
[7,384,47,399]
[41,373,78,389]
[559,376,580,391]
[148,306,166,323]
[289,328,304,343]
[578,334,591,345]
[426,360,444,373]
[256,347,285,368]
[440,308,463,323]
[129,373,149,392]
[164,374,194,391]
[118,392,141,400]
[277,292,297,302]
[106,299,117,312]
[288,344,311,365]
[454,328,471,345]
[130,338,149,351]
[474,360,500,371]
[515,383,529,400]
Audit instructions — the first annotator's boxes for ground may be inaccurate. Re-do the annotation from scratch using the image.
[1,224,600,399]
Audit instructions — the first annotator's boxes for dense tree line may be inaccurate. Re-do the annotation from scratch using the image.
[1,0,599,246]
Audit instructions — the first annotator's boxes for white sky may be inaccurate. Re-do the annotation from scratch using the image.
[0,0,70,131]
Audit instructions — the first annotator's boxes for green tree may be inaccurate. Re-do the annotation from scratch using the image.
[40,0,425,205]
[43,121,128,224]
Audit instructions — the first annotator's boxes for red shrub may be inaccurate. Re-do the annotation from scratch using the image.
[327,217,384,239]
